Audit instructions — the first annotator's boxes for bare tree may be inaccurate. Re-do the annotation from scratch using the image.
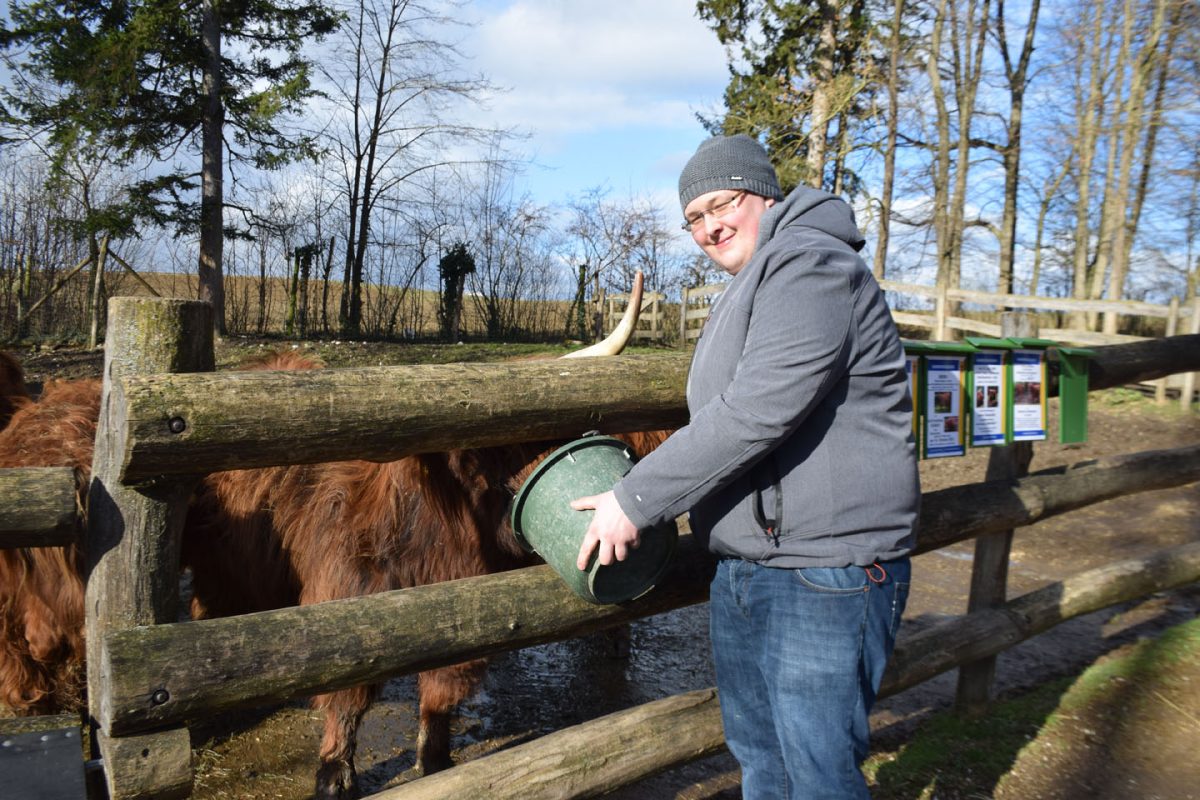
[1061,0,1114,327]
[320,0,495,337]
[562,187,656,340]
[455,153,555,341]
[925,0,991,315]
[873,0,909,280]
[992,0,1041,297]
[1098,0,1179,333]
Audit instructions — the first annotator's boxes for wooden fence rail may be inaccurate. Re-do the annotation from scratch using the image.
[2,297,1199,799]
[0,466,76,547]
[371,540,1200,800]
[94,334,1200,483]
[681,278,1200,406]
[95,443,1200,736]
[681,279,1198,346]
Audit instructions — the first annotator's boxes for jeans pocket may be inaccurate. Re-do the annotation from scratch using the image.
[792,565,869,594]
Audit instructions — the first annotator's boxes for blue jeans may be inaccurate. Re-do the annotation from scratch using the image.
[709,556,910,800]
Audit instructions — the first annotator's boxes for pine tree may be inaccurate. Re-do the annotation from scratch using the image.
[1,0,340,333]
[696,0,886,195]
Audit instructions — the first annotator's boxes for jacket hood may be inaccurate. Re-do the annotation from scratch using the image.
[755,186,866,254]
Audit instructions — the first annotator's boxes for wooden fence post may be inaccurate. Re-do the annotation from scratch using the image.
[934,282,948,340]
[954,311,1036,715]
[1181,296,1199,412]
[1155,296,1180,405]
[85,297,213,799]
[593,286,606,342]
[678,286,690,348]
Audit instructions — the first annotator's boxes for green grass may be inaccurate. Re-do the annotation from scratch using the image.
[865,677,1073,799]
[213,337,675,371]
[863,616,1200,800]
[1090,386,1198,419]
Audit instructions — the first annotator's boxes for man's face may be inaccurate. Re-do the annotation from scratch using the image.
[684,189,775,276]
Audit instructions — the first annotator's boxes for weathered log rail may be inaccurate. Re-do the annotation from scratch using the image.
[369,540,1200,800]
[0,465,77,548]
[1,297,1198,800]
[95,443,1200,735]
[105,332,1198,482]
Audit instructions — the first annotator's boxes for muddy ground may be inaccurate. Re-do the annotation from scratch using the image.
[10,342,1200,799]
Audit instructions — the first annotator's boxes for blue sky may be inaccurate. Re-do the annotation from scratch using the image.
[459,0,730,215]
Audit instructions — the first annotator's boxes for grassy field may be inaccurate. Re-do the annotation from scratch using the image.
[864,616,1200,800]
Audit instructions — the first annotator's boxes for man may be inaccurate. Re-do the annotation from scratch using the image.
[573,134,919,799]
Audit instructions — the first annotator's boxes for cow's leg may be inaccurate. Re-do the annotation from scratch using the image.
[415,660,488,775]
[313,684,375,800]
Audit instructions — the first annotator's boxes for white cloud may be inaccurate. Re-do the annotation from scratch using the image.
[464,0,727,135]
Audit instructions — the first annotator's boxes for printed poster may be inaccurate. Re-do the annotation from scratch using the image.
[1012,349,1047,441]
[971,350,1007,446]
[924,356,966,458]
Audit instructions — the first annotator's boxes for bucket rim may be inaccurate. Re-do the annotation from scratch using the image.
[510,434,636,548]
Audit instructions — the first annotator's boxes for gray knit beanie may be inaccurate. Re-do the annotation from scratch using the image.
[678,134,784,212]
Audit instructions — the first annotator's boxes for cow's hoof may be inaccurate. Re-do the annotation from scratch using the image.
[315,760,360,800]
[415,751,453,777]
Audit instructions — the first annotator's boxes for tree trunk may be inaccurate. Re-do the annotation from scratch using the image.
[321,235,335,333]
[946,0,990,316]
[286,247,300,336]
[345,0,397,338]
[1030,162,1070,296]
[198,0,226,336]
[256,236,268,334]
[996,0,1040,298]
[927,0,954,301]
[873,0,905,281]
[16,249,31,338]
[88,234,109,349]
[1069,0,1108,329]
[1102,0,1172,335]
[1087,0,1131,327]
[806,1,838,188]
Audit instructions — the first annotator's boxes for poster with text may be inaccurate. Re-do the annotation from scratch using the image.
[924,356,966,458]
[1012,349,1047,441]
[971,350,1007,446]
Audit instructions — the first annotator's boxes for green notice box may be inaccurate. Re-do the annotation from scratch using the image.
[1052,345,1095,444]
[903,340,976,459]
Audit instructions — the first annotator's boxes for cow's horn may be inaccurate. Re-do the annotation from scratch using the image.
[561,271,644,359]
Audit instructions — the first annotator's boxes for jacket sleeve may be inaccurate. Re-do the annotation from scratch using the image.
[613,239,855,530]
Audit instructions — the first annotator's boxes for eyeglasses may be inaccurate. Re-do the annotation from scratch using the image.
[681,191,746,231]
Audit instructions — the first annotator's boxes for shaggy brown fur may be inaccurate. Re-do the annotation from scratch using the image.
[0,348,670,800]
[0,350,31,430]
[0,377,100,713]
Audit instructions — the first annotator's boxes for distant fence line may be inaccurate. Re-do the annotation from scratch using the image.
[674,279,1200,410]
[599,288,666,342]
[877,280,1198,346]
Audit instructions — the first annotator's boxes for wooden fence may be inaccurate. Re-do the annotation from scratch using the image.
[600,288,666,342]
[679,279,1200,409]
[2,297,1200,799]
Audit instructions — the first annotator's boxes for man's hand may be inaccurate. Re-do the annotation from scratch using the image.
[572,490,639,570]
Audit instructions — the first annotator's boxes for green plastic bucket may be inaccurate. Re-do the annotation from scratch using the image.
[511,435,678,604]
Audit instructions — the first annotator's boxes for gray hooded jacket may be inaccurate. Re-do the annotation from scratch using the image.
[613,186,919,567]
